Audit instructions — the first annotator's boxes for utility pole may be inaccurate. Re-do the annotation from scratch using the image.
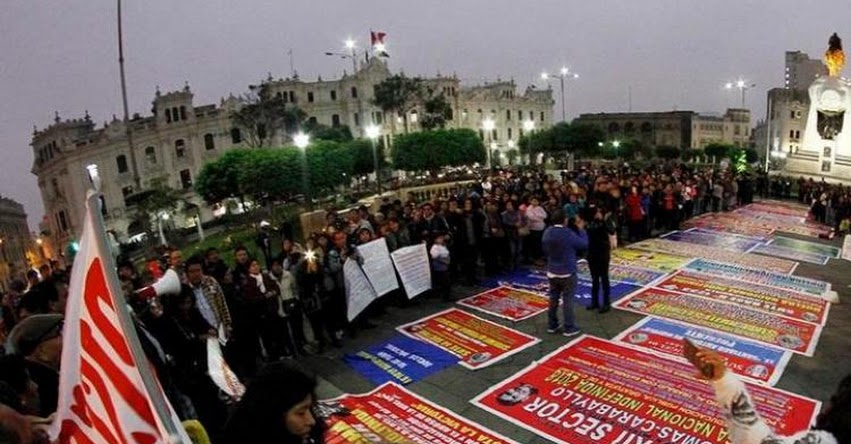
[117,0,141,190]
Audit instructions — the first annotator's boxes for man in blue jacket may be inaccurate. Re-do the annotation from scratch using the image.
[542,209,589,337]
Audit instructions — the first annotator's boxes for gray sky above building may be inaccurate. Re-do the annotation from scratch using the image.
[2,0,849,229]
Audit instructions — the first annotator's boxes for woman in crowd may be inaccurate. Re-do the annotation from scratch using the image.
[524,197,547,261]
[584,205,617,313]
[222,361,325,444]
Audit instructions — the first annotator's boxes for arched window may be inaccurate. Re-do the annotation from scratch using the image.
[145,146,157,164]
[231,128,242,144]
[641,122,653,133]
[175,139,185,158]
[204,133,215,150]
[179,105,187,121]
[116,155,128,174]
[608,122,620,133]
[351,86,358,98]
[165,108,172,123]
[624,122,635,134]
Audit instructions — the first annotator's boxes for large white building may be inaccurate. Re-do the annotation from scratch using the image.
[31,59,553,250]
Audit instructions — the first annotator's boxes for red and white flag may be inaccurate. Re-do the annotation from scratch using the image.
[50,194,190,443]
[370,30,389,58]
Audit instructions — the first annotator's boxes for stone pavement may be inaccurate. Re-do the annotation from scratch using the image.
[302,231,851,444]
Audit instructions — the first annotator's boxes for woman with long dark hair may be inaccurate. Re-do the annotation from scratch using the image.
[222,361,325,444]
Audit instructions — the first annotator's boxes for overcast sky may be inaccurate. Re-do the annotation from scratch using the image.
[2,0,849,229]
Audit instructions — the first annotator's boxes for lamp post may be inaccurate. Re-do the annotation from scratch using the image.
[725,79,756,108]
[325,38,360,73]
[365,124,382,194]
[294,132,311,204]
[482,117,496,169]
[523,120,535,165]
[542,66,579,121]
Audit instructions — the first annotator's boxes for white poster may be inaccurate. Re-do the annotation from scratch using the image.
[842,234,851,261]
[206,338,245,400]
[390,243,432,299]
[357,237,399,296]
[344,258,378,321]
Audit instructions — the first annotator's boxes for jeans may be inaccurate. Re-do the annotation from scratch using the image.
[548,274,578,332]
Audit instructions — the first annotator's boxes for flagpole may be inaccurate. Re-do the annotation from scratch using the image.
[84,189,185,440]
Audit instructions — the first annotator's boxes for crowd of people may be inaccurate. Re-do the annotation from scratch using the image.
[0,163,849,443]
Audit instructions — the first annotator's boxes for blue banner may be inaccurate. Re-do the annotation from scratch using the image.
[483,269,641,307]
[344,335,457,385]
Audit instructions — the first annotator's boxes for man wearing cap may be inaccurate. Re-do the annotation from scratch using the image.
[5,314,63,417]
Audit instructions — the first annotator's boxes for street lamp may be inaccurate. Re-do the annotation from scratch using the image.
[365,124,382,194]
[725,79,756,108]
[325,37,359,72]
[482,118,496,169]
[294,132,311,204]
[542,66,579,121]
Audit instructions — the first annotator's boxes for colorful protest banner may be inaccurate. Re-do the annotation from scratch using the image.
[390,243,431,299]
[684,258,830,297]
[751,243,830,265]
[685,227,770,242]
[344,335,457,386]
[844,235,851,261]
[472,336,819,444]
[613,287,822,355]
[769,236,841,258]
[682,216,776,239]
[614,317,792,386]
[482,271,641,308]
[397,308,540,369]
[324,382,520,444]
[655,270,830,325]
[457,286,550,321]
[578,260,666,286]
[631,238,798,274]
[610,248,691,273]
[660,230,763,253]
[357,237,399,296]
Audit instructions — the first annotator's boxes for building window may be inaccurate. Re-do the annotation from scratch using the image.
[354,113,360,127]
[122,186,134,199]
[508,127,513,140]
[517,110,522,121]
[289,91,295,103]
[351,87,358,98]
[281,91,288,103]
[116,155,128,174]
[789,129,795,138]
[175,139,185,158]
[331,114,341,127]
[99,195,108,216]
[529,111,534,120]
[171,107,180,122]
[624,122,635,133]
[58,210,68,232]
[180,169,192,189]
[540,111,544,122]
[795,130,801,139]
[410,110,418,123]
[204,133,215,150]
[308,116,318,125]
[330,90,337,101]
[145,146,157,164]
[51,178,60,197]
[231,128,242,144]
[180,106,187,121]
[506,110,511,121]
[492,129,498,140]
[165,108,172,123]
[307,91,314,103]
[257,124,267,140]
[608,122,620,133]
[478,129,484,139]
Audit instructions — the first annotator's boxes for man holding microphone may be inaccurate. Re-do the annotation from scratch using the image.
[542,209,589,338]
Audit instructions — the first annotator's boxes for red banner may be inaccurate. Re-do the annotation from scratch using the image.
[324,382,519,444]
[472,336,820,444]
[397,308,540,369]
[613,287,822,356]
[457,286,550,321]
[655,270,830,325]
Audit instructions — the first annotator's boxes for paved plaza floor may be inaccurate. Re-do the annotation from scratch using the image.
[300,225,851,443]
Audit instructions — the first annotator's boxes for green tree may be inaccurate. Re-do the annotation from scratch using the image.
[744,148,760,163]
[346,139,388,177]
[195,149,254,205]
[518,123,604,159]
[420,93,453,130]
[306,123,353,142]
[506,149,519,166]
[393,129,484,172]
[372,74,424,135]
[125,176,182,239]
[655,145,682,160]
[230,86,306,148]
[704,143,734,163]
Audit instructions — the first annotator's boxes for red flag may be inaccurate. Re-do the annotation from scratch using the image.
[370,30,389,58]
[50,193,189,443]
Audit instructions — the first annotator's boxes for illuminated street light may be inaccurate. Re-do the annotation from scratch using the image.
[542,66,580,121]
[293,132,310,149]
[294,132,311,204]
[725,78,756,108]
[344,38,356,50]
[523,120,535,132]
[365,124,382,194]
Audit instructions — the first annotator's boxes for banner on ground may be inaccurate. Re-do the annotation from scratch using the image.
[684,258,830,297]
[751,243,830,265]
[661,230,762,253]
[472,335,820,444]
[397,308,540,369]
[457,286,550,321]
[613,287,822,355]
[655,270,830,325]
[685,227,771,242]
[390,243,432,299]
[610,248,691,273]
[357,237,399,296]
[614,317,792,386]
[323,382,520,444]
[344,258,379,321]
[684,214,777,238]
[631,238,798,274]
[769,236,841,258]
[483,270,642,308]
[844,235,851,261]
[344,335,457,386]
[578,261,666,286]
